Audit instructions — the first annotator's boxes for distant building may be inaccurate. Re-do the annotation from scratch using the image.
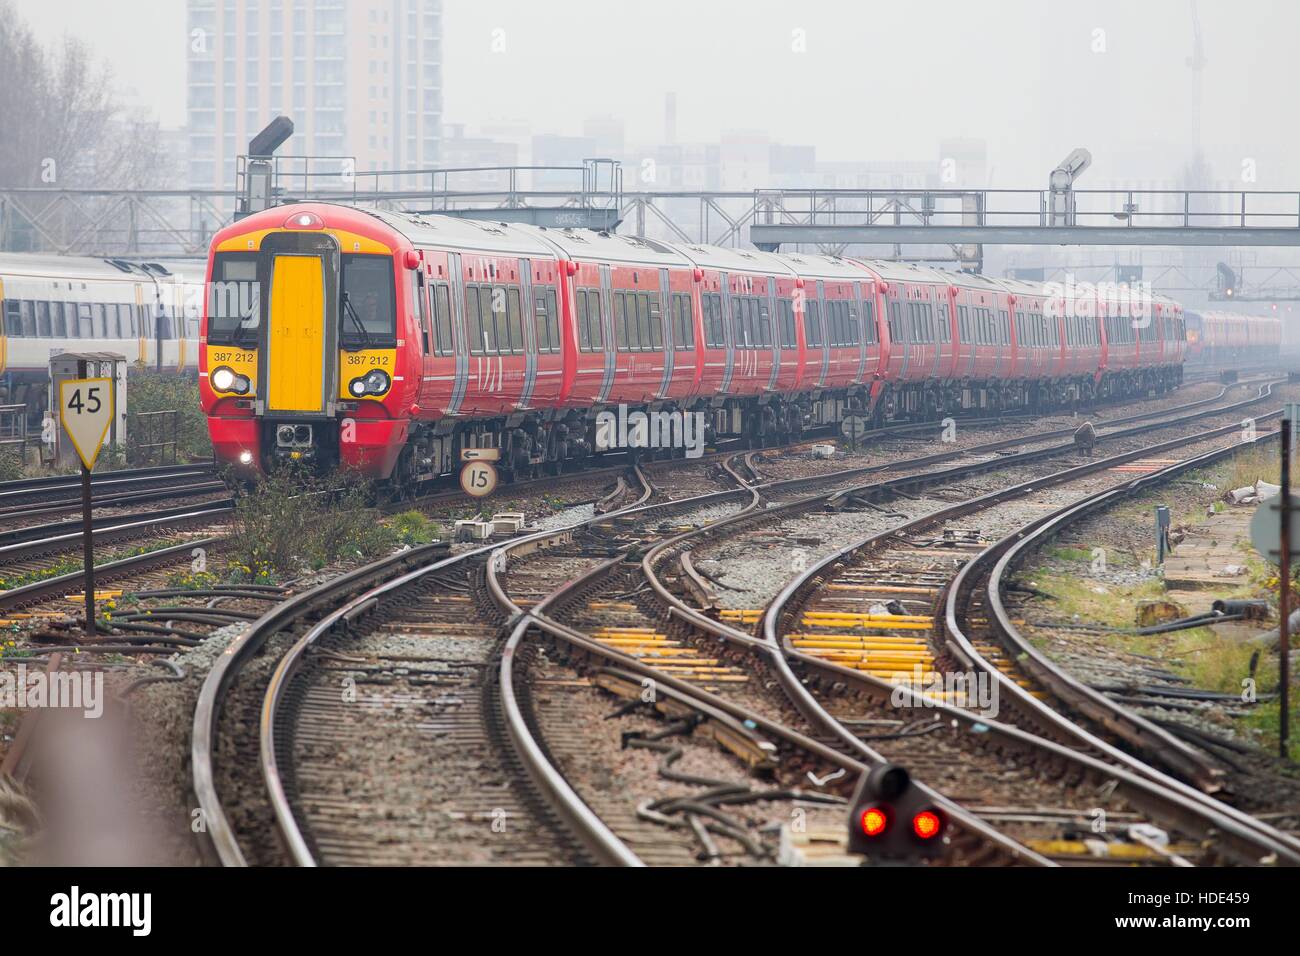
[440,124,518,192]
[185,0,443,190]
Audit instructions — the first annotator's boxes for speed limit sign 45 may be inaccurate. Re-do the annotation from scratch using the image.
[59,378,114,469]
[460,459,498,497]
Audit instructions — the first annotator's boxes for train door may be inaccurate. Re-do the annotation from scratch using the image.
[813,280,828,388]
[768,283,785,392]
[719,272,735,395]
[518,257,537,409]
[444,251,470,417]
[0,278,6,378]
[656,267,674,400]
[597,263,616,404]
[260,232,339,415]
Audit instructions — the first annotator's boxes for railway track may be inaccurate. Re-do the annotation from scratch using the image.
[760,418,1300,866]
[180,379,1293,866]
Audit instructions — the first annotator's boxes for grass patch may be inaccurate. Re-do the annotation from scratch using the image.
[228,466,439,577]
[386,510,441,546]
[0,539,177,592]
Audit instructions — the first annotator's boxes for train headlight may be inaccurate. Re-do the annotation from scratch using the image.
[348,369,391,397]
[211,366,251,395]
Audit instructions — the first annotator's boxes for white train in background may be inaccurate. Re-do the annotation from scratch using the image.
[0,253,204,426]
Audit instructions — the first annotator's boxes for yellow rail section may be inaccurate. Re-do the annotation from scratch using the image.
[587,609,750,686]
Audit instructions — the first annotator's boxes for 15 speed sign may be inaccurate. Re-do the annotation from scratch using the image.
[459,459,498,497]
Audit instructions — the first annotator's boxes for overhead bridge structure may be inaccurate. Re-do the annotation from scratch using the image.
[3,157,1299,270]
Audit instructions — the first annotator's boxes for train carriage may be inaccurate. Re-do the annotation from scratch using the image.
[0,253,201,428]
[198,201,1268,489]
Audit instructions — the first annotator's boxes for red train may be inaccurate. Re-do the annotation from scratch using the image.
[201,202,1191,487]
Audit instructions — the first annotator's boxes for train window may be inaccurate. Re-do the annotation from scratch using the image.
[757,299,772,348]
[729,298,744,349]
[433,284,453,355]
[864,299,878,345]
[91,303,107,338]
[16,301,33,337]
[51,302,67,337]
[807,299,824,348]
[412,273,431,354]
[646,293,663,351]
[671,294,693,351]
[35,302,51,337]
[779,299,798,348]
[887,300,901,344]
[483,286,503,352]
[746,298,760,349]
[576,289,591,351]
[702,294,723,348]
[540,287,561,354]
[577,289,602,352]
[3,301,19,336]
[208,252,260,344]
[924,304,935,344]
[614,292,628,350]
[340,254,397,349]
[121,303,136,337]
[466,285,486,354]
[502,287,520,354]
[629,292,645,350]
[588,290,604,351]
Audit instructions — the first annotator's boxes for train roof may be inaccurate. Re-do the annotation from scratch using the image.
[521,226,691,268]
[0,252,203,281]
[673,242,796,277]
[365,208,558,258]
[773,251,871,281]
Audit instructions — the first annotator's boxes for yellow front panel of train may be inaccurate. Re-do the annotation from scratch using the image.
[268,254,326,412]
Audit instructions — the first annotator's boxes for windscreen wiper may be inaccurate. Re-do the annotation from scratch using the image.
[341,292,374,350]
[232,311,259,349]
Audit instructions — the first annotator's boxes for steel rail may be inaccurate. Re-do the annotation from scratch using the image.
[484,461,1049,865]
[0,462,214,498]
[761,412,1300,865]
[252,467,656,867]
[191,541,451,866]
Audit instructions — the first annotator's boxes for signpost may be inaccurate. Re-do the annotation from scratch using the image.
[459,448,500,498]
[58,376,114,636]
[841,414,869,450]
[1248,419,1294,758]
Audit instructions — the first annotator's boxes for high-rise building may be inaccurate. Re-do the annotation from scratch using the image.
[186,0,443,190]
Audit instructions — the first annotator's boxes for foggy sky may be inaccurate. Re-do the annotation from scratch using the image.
[12,0,1298,188]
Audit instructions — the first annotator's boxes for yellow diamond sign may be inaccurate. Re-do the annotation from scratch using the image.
[59,378,114,469]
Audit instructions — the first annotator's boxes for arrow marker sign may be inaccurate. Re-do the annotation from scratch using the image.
[59,378,114,469]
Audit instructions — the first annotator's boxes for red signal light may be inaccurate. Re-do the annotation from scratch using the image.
[860,807,888,837]
[284,211,324,230]
[912,810,942,840]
